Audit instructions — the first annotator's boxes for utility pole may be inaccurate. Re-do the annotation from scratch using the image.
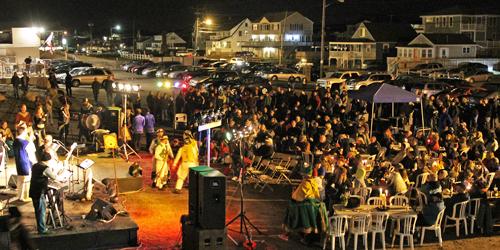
[194,11,200,51]
[320,0,326,78]
[279,11,288,65]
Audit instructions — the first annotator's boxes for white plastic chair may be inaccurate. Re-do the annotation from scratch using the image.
[347,214,371,250]
[485,172,495,190]
[420,209,445,247]
[443,200,469,237]
[367,197,385,206]
[467,198,482,234]
[391,214,417,250]
[369,212,389,250]
[350,195,365,206]
[414,173,429,188]
[323,215,349,250]
[390,195,409,206]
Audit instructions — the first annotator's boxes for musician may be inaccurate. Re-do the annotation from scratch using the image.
[29,152,58,234]
[78,98,94,142]
[173,131,199,194]
[153,135,174,190]
[13,125,32,202]
[42,135,61,173]
[58,103,70,144]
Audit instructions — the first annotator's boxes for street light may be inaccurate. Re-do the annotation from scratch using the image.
[103,36,108,42]
[110,24,121,39]
[62,38,67,45]
[115,25,121,30]
[195,17,214,52]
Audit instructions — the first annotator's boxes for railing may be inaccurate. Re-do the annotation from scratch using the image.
[329,50,376,59]
[240,41,312,47]
[119,52,153,60]
[460,23,486,30]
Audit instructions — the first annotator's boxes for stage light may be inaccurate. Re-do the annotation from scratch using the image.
[157,81,163,87]
[112,82,117,88]
[118,83,124,91]
[125,84,132,92]
[174,81,181,88]
[164,81,172,88]
[132,84,140,91]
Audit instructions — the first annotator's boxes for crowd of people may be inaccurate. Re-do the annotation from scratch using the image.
[1,67,499,242]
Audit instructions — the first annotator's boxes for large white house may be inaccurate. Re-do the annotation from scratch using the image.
[396,33,477,60]
[206,11,313,60]
[0,27,41,64]
[136,32,186,53]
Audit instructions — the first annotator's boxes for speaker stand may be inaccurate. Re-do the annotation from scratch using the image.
[226,139,262,246]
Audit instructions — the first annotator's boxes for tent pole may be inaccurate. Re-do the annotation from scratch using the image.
[420,98,425,134]
[392,102,394,117]
[370,102,375,137]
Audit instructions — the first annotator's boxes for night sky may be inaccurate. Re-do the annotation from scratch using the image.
[1,0,498,39]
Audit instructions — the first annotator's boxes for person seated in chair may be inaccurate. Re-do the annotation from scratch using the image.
[444,183,469,217]
[417,181,445,227]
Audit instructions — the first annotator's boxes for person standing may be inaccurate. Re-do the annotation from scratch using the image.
[144,108,155,149]
[154,135,174,190]
[11,72,20,99]
[91,77,101,103]
[48,72,58,89]
[24,56,32,73]
[173,130,199,194]
[58,103,70,144]
[149,128,165,187]
[13,125,32,202]
[103,75,114,106]
[64,71,72,97]
[29,152,57,234]
[132,108,145,151]
[21,72,29,96]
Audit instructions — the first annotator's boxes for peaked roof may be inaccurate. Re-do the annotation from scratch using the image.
[362,22,417,43]
[422,33,475,45]
[421,5,500,16]
[348,83,418,103]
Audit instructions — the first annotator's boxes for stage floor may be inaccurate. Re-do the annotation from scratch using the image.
[2,152,139,250]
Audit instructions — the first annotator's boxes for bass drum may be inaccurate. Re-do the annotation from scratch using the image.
[82,114,101,131]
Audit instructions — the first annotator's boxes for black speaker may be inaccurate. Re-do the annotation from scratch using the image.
[198,168,226,229]
[189,166,214,227]
[182,222,226,250]
[102,107,121,134]
[86,198,117,221]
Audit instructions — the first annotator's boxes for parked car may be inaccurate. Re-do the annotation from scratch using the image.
[229,57,246,65]
[55,66,91,83]
[142,61,181,77]
[316,71,361,88]
[198,71,241,88]
[262,68,306,83]
[349,73,392,90]
[128,60,153,73]
[70,67,114,87]
[156,65,190,78]
[464,70,493,83]
[409,82,452,97]
[409,63,443,76]
[51,61,93,74]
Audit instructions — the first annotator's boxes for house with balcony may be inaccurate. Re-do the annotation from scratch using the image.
[135,32,186,54]
[206,11,313,60]
[420,6,500,57]
[389,33,487,73]
[328,22,416,69]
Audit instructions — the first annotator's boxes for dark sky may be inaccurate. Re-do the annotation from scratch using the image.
[1,0,498,39]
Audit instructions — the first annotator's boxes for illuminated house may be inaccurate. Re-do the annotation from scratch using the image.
[206,11,313,60]
[0,27,41,64]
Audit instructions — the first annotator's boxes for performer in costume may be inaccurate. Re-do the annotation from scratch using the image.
[153,135,174,189]
[149,128,165,187]
[13,124,32,202]
[173,130,199,194]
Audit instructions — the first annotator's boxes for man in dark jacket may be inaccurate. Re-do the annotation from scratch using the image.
[11,72,20,99]
[91,77,101,103]
[444,183,469,216]
[29,152,58,234]
[64,71,73,97]
[102,75,114,106]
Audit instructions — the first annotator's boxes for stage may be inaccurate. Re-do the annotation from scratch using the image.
[1,152,140,250]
